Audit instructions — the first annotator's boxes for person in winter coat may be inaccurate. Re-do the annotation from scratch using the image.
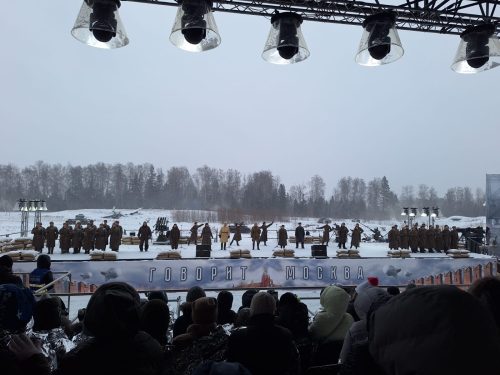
[250,223,261,250]
[387,225,400,250]
[259,221,274,246]
[441,225,451,251]
[94,224,108,251]
[29,255,54,293]
[102,220,111,249]
[53,282,164,375]
[226,291,300,375]
[59,223,72,254]
[109,221,123,252]
[278,225,288,249]
[338,223,349,249]
[201,223,213,246]
[399,225,409,249]
[169,297,229,375]
[138,222,152,252]
[219,223,230,250]
[188,222,203,246]
[82,223,95,254]
[434,225,443,252]
[173,286,206,338]
[72,222,84,254]
[217,290,237,325]
[317,224,335,246]
[426,225,435,253]
[350,224,363,249]
[45,222,59,255]
[140,299,170,347]
[369,286,500,375]
[450,226,459,249]
[31,222,46,253]
[170,224,180,250]
[417,224,427,253]
[295,223,305,249]
[0,255,23,286]
[229,223,242,246]
[309,285,354,366]
[409,224,419,253]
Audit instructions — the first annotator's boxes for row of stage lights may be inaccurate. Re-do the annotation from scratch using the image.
[401,207,440,218]
[17,199,48,212]
[71,0,500,73]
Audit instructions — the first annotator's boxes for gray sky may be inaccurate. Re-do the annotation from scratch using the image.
[1,1,498,196]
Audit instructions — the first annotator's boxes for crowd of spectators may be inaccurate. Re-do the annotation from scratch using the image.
[0,252,499,375]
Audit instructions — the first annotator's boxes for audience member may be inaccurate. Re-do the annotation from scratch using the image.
[468,276,500,334]
[217,290,237,325]
[173,286,206,337]
[29,255,54,293]
[140,299,171,347]
[0,255,23,286]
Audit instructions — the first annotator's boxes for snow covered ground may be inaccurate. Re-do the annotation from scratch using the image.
[0,209,489,319]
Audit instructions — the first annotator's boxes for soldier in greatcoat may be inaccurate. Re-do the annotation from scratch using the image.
[188,222,203,245]
[418,224,427,253]
[201,223,213,246]
[170,223,181,250]
[409,224,419,253]
[338,223,349,249]
[31,222,46,253]
[250,223,261,250]
[45,222,59,254]
[426,225,436,253]
[399,225,409,249]
[388,225,400,250]
[102,219,111,249]
[278,225,288,249]
[434,225,443,252]
[295,222,305,249]
[450,226,460,249]
[259,221,274,246]
[94,224,108,250]
[59,222,72,254]
[219,223,230,250]
[109,221,123,251]
[350,223,363,249]
[229,223,242,246]
[82,223,96,254]
[317,223,335,246]
[442,225,451,251]
[72,222,84,254]
[138,221,152,252]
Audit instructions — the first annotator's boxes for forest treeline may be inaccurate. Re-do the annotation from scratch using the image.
[0,162,485,220]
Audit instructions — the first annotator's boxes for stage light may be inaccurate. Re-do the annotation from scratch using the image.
[421,207,429,217]
[262,12,310,64]
[170,0,221,52]
[451,23,500,73]
[410,208,417,217]
[431,206,439,218]
[401,207,409,216]
[72,0,129,49]
[355,12,404,66]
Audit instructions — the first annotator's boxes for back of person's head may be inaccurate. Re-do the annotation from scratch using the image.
[279,292,299,308]
[217,290,233,311]
[36,254,51,269]
[140,299,170,346]
[84,281,141,340]
[0,283,35,332]
[0,255,13,271]
[234,307,251,328]
[33,296,62,331]
[241,289,259,309]
[386,286,401,296]
[369,286,500,375]
[186,286,206,303]
[354,287,391,321]
[469,277,500,332]
[192,297,218,325]
[192,360,252,375]
[147,290,169,304]
[320,285,350,314]
[250,291,276,317]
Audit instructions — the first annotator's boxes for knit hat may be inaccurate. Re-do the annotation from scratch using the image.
[250,291,276,316]
[0,284,35,332]
[367,277,379,287]
[186,286,206,303]
[84,282,140,340]
[192,297,218,325]
[33,297,61,331]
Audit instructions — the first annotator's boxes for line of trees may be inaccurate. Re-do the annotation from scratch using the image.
[0,162,485,220]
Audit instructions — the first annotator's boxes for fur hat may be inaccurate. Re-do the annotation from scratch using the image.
[0,284,35,332]
[186,286,206,303]
[250,291,276,316]
[192,297,218,325]
[33,297,61,331]
[84,282,140,340]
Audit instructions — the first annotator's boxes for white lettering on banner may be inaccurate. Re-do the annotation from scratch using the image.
[240,266,247,280]
[331,266,337,280]
[180,267,187,281]
[226,266,232,280]
[303,267,309,280]
[149,267,156,283]
[357,266,364,280]
[317,266,323,280]
[211,267,217,281]
[164,267,171,282]
[196,267,202,281]
[286,266,296,280]
[344,266,351,279]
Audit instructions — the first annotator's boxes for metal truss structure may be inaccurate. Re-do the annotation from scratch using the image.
[125,0,500,35]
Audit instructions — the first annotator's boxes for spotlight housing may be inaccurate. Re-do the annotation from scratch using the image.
[262,12,310,64]
[355,12,404,66]
[170,0,221,52]
[451,23,500,73]
[71,0,129,49]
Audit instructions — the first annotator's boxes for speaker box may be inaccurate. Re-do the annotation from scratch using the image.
[311,244,327,258]
[196,244,211,257]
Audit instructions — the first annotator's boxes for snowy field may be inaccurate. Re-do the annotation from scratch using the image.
[0,209,488,319]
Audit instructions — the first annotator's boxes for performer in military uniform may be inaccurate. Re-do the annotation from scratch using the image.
[170,223,180,250]
[188,222,203,245]
[251,223,261,250]
[230,223,242,246]
[59,222,72,254]
[138,221,152,252]
[45,222,59,255]
[31,222,46,253]
[259,221,274,246]
[317,223,335,246]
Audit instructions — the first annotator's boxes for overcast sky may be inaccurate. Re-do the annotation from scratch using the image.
[1,1,498,196]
